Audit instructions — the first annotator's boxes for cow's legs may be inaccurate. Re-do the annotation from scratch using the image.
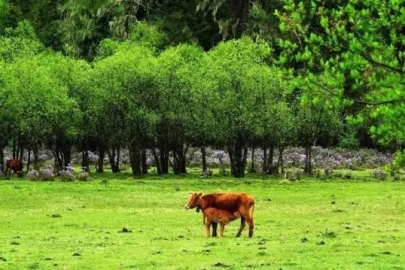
[219,223,225,237]
[211,222,218,237]
[236,217,246,237]
[205,221,212,237]
[245,216,254,237]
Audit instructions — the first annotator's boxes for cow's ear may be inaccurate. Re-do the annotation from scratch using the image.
[198,192,202,197]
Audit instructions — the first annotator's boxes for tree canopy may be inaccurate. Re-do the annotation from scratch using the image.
[1,0,404,176]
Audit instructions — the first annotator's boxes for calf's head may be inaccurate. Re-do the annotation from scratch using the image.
[184,192,202,210]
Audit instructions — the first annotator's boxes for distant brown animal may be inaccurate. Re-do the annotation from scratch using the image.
[203,207,240,237]
[185,192,255,237]
[5,159,23,176]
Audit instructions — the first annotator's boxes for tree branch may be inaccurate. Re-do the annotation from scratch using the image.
[309,78,405,106]
[360,52,405,74]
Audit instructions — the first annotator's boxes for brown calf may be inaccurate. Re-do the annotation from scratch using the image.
[185,192,255,237]
[203,207,240,237]
[5,159,23,176]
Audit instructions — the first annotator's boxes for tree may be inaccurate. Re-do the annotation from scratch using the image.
[0,20,46,169]
[148,0,221,50]
[277,0,405,153]
[197,0,250,39]
[1,54,80,171]
[42,52,93,170]
[154,44,204,174]
[201,37,272,177]
[92,42,158,175]
[297,89,342,174]
[6,0,65,50]
[58,0,146,60]
[242,65,296,174]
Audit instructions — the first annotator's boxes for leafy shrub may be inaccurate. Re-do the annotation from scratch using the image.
[39,168,55,181]
[324,167,334,177]
[312,169,321,178]
[284,169,302,181]
[371,168,387,180]
[26,169,40,181]
[60,170,75,181]
[333,170,352,180]
[343,170,352,179]
[77,172,89,181]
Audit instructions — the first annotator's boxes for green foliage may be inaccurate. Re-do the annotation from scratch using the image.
[277,0,405,150]
[155,43,205,144]
[4,19,37,39]
[0,20,43,62]
[0,50,81,156]
[200,36,273,144]
[127,22,169,50]
[57,0,144,59]
[0,0,8,31]
[92,43,158,152]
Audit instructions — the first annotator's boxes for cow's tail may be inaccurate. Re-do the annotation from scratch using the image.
[249,200,255,220]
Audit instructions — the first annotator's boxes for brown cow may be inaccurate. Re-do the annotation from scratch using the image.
[5,159,23,176]
[185,192,255,237]
[203,207,240,237]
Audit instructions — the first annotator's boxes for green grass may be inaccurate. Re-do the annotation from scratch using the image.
[0,173,404,269]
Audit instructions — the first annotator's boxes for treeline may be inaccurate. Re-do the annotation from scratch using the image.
[1,0,404,177]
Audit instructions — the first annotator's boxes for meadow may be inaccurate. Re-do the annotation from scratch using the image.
[0,172,404,270]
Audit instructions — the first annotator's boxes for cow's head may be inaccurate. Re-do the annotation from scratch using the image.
[184,192,202,210]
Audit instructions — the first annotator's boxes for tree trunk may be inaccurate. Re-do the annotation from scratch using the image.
[265,146,276,174]
[277,146,285,173]
[33,144,39,170]
[12,138,17,159]
[304,144,312,174]
[26,146,31,172]
[81,150,89,171]
[129,139,142,176]
[228,139,246,178]
[141,149,148,174]
[62,145,71,169]
[249,148,256,173]
[234,0,250,38]
[18,143,23,161]
[53,148,63,172]
[201,146,207,172]
[107,147,120,173]
[159,143,169,174]
[97,144,105,173]
[262,146,267,173]
[152,148,162,174]
[0,147,4,172]
[170,144,188,174]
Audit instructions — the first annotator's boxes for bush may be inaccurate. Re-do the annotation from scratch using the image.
[77,172,89,181]
[333,170,352,180]
[60,170,75,181]
[284,169,302,181]
[371,168,387,180]
[39,168,55,181]
[27,169,40,181]
[324,167,334,177]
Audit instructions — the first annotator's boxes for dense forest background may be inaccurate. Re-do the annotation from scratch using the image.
[1,0,405,178]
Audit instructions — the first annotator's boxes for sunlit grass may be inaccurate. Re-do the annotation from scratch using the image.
[0,173,404,269]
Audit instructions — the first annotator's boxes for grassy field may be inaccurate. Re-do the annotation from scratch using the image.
[0,172,404,269]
